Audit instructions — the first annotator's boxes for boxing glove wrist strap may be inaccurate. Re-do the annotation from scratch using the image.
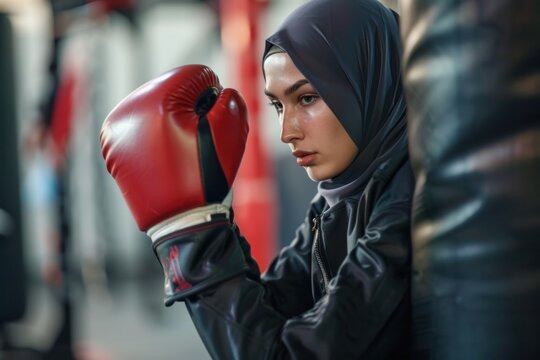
[152,213,249,306]
[147,204,230,243]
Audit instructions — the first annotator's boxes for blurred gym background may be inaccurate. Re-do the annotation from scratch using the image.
[0,0,397,359]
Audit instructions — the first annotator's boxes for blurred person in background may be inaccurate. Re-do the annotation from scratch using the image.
[100,0,414,359]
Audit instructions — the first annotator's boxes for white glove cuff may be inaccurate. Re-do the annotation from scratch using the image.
[147,204,230,244]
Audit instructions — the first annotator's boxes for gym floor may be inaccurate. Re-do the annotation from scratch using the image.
[6,271,210,360]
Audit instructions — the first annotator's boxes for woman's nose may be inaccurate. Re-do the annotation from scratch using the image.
[280,112,302,144]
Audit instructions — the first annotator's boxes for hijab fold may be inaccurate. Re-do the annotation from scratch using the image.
[263,0,408,207]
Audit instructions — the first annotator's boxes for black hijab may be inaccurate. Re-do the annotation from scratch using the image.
[263,0,408,207]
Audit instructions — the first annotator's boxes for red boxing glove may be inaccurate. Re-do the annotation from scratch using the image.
[100,65,249,233]
[100,65,250,304]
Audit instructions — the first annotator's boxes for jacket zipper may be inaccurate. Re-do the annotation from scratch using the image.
[312,215,330,293]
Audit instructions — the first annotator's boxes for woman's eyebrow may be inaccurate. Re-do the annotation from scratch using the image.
[264,79,310,98]
[285,79,310,96]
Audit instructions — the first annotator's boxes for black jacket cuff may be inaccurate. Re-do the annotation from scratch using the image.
[153,220,250,306]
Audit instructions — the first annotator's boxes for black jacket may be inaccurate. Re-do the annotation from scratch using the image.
[178,153,414,359]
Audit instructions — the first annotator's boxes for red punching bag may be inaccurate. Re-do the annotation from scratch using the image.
[219,0,277,271]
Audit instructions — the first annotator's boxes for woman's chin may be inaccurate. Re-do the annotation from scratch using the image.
[305,167,331,182]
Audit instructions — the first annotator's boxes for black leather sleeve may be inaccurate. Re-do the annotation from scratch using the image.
[181,166,413,359]
[152,218,251,306]
[259,210,318,318]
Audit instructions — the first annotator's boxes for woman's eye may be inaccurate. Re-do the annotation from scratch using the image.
[300,95,317,106]
[268,101,283,114]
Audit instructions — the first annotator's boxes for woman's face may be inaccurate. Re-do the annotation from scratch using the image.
[264,52,358,181]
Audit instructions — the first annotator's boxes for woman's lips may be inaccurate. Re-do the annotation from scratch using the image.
[293,150,317,167]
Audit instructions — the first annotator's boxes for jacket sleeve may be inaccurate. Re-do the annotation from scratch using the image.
[182,171,413,359]
[258,207,318,318]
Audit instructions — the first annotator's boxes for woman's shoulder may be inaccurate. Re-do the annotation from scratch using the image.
[387,159,415,195]
[372,158,415,209]
[349,156,415,220]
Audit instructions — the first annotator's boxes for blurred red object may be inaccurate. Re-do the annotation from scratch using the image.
[220,0,277,271]
[49,61,78,169]
[90,0,135,13]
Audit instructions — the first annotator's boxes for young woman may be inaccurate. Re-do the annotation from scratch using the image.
[194,0,414,356]
[101,0,415,358]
